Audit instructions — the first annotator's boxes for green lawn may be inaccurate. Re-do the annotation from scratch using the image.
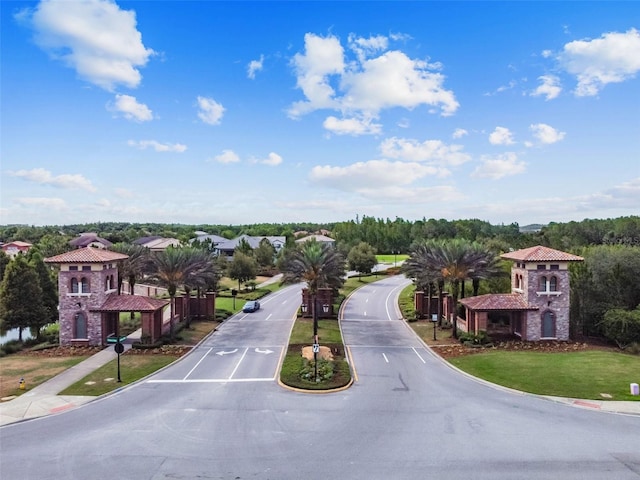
[376,254,409,264]
[450,350,640,401]
[60,355,178,396]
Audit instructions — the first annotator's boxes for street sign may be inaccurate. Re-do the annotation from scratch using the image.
[312,343,320,353]
[431,314,438,322]
[114,342,124,354]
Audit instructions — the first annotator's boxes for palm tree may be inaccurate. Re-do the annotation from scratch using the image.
[281,240,346,338]
[402,241,443,320]
[434,239,483,338]
[404,239,491,339]
[111,243,149,296]
[151,247,204,340]
[469,245,506,297]
[182,249,219,328]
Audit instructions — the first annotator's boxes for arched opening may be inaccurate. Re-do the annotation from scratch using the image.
[70,278,79,293]
[74,312,88,339]
[541,310,556,338]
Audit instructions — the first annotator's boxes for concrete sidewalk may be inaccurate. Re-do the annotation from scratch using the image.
[0,335,138,427]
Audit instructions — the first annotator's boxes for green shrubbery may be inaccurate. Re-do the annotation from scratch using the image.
[601,307,640,349]
[458,330,493,348]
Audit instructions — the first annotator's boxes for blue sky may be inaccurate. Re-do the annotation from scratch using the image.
[1,1,639,227]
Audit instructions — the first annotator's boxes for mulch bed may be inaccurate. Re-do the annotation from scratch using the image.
[126,345,192,356]
[431,340,609,360]
[20,345,193,358]
[21,346,104,357]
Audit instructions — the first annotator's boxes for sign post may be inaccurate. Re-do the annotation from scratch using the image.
[431,314,438,341]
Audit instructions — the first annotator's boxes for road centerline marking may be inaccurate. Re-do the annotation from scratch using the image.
[228,347,249,380]
[382,353,389,363]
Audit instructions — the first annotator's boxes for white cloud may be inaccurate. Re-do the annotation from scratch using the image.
[10,168,96,191]
[197,96,225,125]
[452,128,468,139]
[14,197,67,210]
[348,33,388,62]
[489,126,515,145]
[341,50,458,116]
[127,140,187,152]
[288,33,458,119]
[257,152,283,166]
[212,149,240,164]
[21,0,154,91]
[323,116,382,136]
[531,75,562,100]
[288,33,345,117]
[379,137,470,167]
[559,28,640,96]
[247,54,264,79]
[530,123,566,144]
[472,152,526,179]
[484,80,517,96]
[110,94,153,122]
[309,159,440,192]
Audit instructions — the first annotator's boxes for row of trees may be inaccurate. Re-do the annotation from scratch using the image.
[570,245,640,346]
[401,239,506,338]
[3,216,638,260]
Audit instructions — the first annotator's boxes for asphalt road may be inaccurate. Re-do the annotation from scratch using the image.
[1,277,639,480]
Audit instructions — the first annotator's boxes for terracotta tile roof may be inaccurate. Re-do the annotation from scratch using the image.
[94,294,169,312]
[501,245,583,262]
[3,241,33,247]
[460,294,538,311]
[45,248,129,264]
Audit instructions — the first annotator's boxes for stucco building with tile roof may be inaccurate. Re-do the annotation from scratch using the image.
[45,248,168,346]
[459,246,584,341]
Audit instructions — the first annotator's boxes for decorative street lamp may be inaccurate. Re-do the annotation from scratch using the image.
[312,294,319,382]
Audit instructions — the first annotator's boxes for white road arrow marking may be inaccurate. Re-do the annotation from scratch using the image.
[255,348,274,355]
[216,348,238,356]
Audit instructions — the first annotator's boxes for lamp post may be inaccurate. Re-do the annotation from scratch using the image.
[312,293,319,382]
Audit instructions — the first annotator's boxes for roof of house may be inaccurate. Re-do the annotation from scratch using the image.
[69,233,113,248]
[93,294,169,312]
[2,241,33,248]
[295,234,335,243]
[142,238,182,250]
[216,235,286,251]
[501,245,584,262]
[460,293,539,311]
[192,234,228,245]
[133,236,163,246]
[45,247,129,264]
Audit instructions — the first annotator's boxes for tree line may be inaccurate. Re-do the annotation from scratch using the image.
[1,215,638,349]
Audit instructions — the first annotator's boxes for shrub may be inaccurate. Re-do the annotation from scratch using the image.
[1,340,23,354]
[601,307,640,349]
[40,323,59,344]
[459,330,492,346]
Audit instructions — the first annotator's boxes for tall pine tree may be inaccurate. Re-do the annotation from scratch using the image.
[0,255,46,341]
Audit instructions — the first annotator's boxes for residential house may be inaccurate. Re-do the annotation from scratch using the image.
[1,241,33,258]
[295,234,336,247]
[69,233,112,249]
[216,234,286,259]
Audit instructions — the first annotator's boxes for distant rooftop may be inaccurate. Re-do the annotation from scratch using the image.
[501,246,584,262]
